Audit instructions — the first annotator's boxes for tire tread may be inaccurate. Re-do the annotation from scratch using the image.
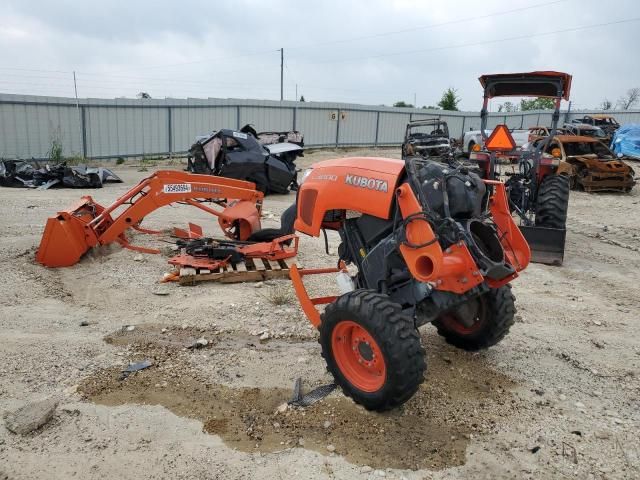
[320,290,426,411]
[535,175,570,229]
[433,285,516,351]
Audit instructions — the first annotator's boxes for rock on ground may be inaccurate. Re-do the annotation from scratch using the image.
[3,397,59,435]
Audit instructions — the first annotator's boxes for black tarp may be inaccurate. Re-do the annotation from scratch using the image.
[0,160,122,189]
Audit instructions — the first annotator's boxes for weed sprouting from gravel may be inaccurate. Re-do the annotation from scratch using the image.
[263,285,293,306]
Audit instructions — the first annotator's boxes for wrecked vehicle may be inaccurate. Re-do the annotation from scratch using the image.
[527,125,569,143]
[611,124,640,160]
[572,114,620,140]
[401,119,452,160]
[239,124,304,148]
[563,123,608,142]
[527,135,636,192]
[0,160,122,189]
[187,129,302,194]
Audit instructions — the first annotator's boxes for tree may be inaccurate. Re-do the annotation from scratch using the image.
[393,101,414,108]
[520,97,554,111]
[498,101,519,112]
[422,105,440,110]
[437,88,460,111]
[137,92,151,99]
[599,99,613,110]
[299,95,305,102]
[617,88,640,110]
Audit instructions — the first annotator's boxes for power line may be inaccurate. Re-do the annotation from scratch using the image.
[0,66,71,74]
[286,0,569,51]
[0,0,570,77]
[288,17,640,66]
[85,49,280,74]
[0,69,284,91]
[0,51,279,77]
[0,5,634,104]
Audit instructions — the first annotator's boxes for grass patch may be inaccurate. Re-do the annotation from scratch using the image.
[64,154,86,166]
[263,285,294,306]
[48,128,64,163]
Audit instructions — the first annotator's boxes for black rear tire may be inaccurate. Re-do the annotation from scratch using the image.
[319,290,426,411]
[433,285,516,351]
[535,174,570,229]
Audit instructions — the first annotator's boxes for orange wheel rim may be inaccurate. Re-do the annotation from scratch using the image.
[440,297,486,335]
[331,320,386,392]
[440,313,484,335]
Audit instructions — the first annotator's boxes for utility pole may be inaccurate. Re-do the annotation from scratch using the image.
[565,100,572,123]
[295,84,298,102]
[73,71,79,110]
[280,48,284,101]
[73,71,83,157]
[413,92,416,107]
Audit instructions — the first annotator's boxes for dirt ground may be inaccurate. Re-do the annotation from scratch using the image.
[1,148,639,479]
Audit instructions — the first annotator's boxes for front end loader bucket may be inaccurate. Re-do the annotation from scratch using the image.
[519,225,566,266]
[36,196,105,267]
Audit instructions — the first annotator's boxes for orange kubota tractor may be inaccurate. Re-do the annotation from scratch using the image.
[289,156,530,410]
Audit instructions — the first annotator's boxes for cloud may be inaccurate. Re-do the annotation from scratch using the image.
[0,0,637,110]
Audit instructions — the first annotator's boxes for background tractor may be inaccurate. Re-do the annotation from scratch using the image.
[469,71,573,265]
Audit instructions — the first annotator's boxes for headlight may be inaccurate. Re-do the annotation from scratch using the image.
[299,168,313,185]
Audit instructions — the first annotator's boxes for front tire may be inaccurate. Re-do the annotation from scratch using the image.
[433,285,516,351]
[319,290,426,411]
[535,174,570,229]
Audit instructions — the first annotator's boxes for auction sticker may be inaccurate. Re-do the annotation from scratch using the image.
[163,183,192,193]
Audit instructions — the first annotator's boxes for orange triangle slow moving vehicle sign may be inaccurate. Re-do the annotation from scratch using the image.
[485,124,516,151]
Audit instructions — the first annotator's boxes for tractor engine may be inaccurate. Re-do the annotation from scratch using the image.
[337,161,513,324]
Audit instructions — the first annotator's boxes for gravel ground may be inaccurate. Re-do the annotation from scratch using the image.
[1,149,639,479]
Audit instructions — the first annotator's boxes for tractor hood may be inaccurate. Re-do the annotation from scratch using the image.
[296,157,405,236]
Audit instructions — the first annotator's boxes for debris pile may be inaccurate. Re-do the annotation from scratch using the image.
[0,160,122,189]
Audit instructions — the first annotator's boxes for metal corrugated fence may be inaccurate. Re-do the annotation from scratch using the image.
[1,93,640,160]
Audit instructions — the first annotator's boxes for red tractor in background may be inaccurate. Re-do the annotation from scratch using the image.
[470,71,573,265]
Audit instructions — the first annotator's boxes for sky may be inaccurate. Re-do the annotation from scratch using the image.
[0,0,638,111]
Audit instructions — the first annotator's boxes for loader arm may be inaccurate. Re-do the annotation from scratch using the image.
[93,171,263,243]
[37,170,264,267]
